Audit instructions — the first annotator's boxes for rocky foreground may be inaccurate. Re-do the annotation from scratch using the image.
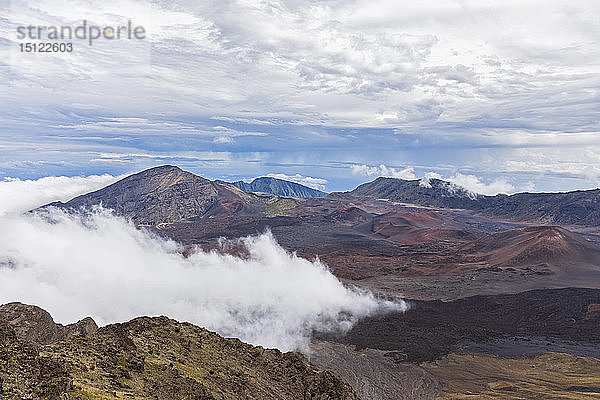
[3,300,600,400]
[0,303,357,400]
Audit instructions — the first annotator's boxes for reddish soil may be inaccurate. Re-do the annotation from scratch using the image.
[159,203,600,284]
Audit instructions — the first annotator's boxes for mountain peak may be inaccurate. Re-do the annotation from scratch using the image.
[42,166,278,224]
[217,176,326,198]
[142,164,182,172]
[46,166,223,225]
[346,176,479,208]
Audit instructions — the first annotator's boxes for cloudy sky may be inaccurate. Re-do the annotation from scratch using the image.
[1,0,599,193]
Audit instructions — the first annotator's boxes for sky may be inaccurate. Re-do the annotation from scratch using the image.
[1,0,599,194]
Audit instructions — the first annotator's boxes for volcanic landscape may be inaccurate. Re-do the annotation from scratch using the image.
[2,165,600,399]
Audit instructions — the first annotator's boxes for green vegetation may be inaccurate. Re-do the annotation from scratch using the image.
[265,197,300,217]
[1,314,356,399]
[423,352,600,400]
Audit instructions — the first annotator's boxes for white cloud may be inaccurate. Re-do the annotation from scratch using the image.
[53,118,202,133]
[419,170,514,195]
[264,173,328,190]
[54,119,268,142]
[419,171,442,188]
[500,148,600,183]
[0,174,121,216]
[420,171,514,196]
[212,126,267,137]
[2,0,600,192]
[4,0,599,129]
[90,152,232,164]
[447,173,514,196]
[0,207,404,351]
[351,164,416,180]
[213,136,236,144]
[210,126,268,144]
[522,181,536,192]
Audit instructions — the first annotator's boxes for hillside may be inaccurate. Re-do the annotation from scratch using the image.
[44,166,266,225]
[458,226,600,268]
[216,177,326,198]
[337,288,600,362]
[347,177,478,209]
[0,303,358,400]
[0,317,71,399]
[341,177,600,226]
[0,302,97,345]
[483,189,600,226]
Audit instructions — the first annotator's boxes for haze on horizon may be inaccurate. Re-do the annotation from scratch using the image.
[1,0,599,193]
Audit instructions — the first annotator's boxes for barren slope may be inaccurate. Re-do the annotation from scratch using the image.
[44,165,266,225]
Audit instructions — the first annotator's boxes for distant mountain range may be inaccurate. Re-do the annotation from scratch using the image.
[216,177,326,198]
[43,165,600,227]
[341,177,600,226]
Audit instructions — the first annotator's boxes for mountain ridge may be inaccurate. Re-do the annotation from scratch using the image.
[40,166,600,227]
[0,303,358,400]
[338,176,600,226]
[216,177,326,198]
[0,302,97,345]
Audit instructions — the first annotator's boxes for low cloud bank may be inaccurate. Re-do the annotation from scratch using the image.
[420,172,513,197]
[0,174,121,216]
[352,164,416,180]
[445,173,514,196]
[0,207,404,351]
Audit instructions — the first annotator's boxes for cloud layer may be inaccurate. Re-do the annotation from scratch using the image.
[3,0,598,128]
[445,173,514,196]
[352,164,416,180]
[0,175,403,351]
[0,174,120,215]
[1,0,599,192]
[0,208,402,351]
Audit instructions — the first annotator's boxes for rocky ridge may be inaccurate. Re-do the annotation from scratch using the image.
[0,303,358,400]
[341,177,600,226]
[0,302,97,345]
